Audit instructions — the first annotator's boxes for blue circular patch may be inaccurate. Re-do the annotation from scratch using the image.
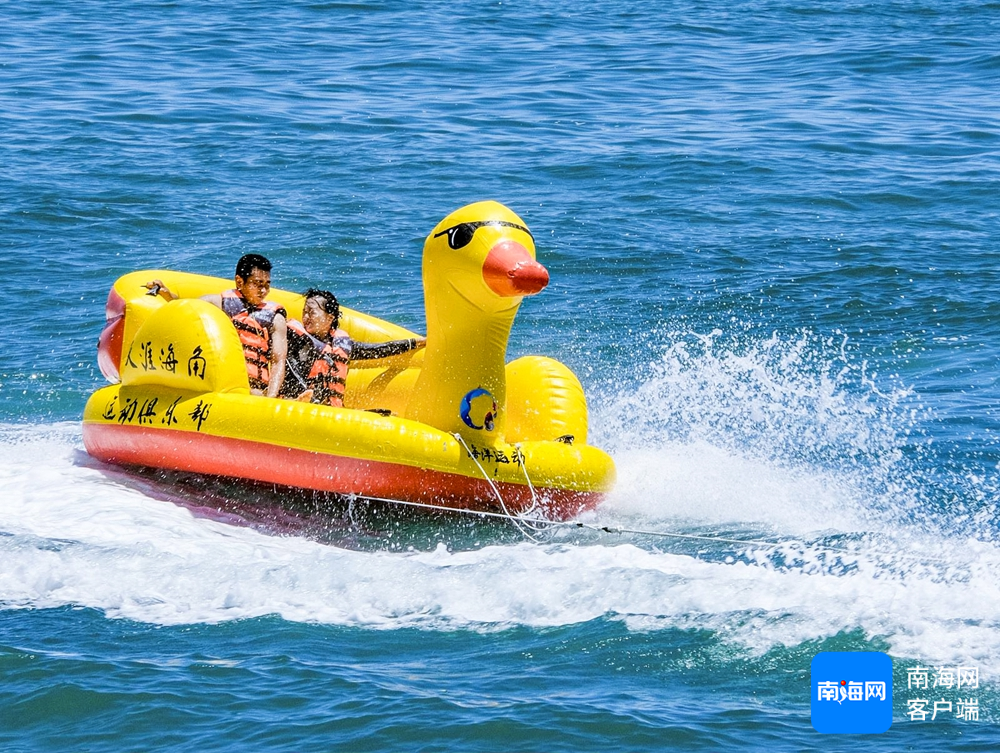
[459,387,498,431]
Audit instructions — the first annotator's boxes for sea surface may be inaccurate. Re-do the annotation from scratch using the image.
[3,1,1000,750]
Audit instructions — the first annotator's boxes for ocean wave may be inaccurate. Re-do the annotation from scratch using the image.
[2,420,998,680]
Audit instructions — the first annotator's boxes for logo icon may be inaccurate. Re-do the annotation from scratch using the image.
[811,651,892,734]
[459,387,498,431]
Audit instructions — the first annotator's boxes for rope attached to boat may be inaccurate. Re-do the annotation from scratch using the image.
[446,435,787,549]
[344,490,953,564]
[351,490,782,547]
[452,433,547,541]
[317,436,951,565]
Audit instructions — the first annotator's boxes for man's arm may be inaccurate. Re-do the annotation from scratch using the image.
[145,280,178,301]
[266,313,287,398]
[200,293,223,309]
[143,284,225,310]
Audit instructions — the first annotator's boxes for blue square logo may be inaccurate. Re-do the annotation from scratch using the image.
[811,651,893,734]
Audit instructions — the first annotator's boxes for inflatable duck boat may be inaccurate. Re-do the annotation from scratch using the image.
[83,202,616,520]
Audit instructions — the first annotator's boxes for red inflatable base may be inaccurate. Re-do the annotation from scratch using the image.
[83,423,601,521]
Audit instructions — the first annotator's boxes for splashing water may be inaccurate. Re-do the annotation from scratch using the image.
[1,329,999,682]
[584,327,1000,674]
[591,327,997,535]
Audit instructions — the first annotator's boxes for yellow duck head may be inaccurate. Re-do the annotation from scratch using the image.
[405,201,548,441]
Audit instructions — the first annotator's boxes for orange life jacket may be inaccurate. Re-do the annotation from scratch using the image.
[221,289,286,392]
[284,320,351,407]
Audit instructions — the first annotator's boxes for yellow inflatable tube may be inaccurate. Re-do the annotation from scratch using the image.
[84,201,616,519]
[84,280,614,519]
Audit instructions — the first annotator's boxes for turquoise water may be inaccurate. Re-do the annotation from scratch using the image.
[3,1,1000,749]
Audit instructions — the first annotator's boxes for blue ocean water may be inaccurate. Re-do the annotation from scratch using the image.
[3,0,1000,749]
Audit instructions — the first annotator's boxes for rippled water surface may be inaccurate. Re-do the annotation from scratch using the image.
[3,1,1000,749]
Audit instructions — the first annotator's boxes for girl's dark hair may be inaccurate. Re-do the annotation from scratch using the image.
[304,288,340,326]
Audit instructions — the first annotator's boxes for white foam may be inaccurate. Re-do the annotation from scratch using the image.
[588,329,934,534]
[2,368,999,681]
[603,440,868,535]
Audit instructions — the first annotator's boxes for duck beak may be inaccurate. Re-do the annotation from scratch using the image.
[482,240,550,297]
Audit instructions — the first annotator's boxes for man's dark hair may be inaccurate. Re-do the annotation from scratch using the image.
[235,253,272,280]
[304,288,340,327]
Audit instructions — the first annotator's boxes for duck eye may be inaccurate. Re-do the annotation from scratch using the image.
[448,223,476,249]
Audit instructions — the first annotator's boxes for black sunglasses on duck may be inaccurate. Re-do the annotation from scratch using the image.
[434,221,534,250]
